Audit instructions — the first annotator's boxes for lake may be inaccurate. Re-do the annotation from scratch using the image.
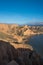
[29,34,43,57]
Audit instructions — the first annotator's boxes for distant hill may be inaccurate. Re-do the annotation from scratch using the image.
[27,22,43,26]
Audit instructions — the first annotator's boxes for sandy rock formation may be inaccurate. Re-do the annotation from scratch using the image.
[0,24,9,33]
[23,29,34,36]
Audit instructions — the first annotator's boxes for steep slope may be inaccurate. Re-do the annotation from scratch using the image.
[0,40,43,65]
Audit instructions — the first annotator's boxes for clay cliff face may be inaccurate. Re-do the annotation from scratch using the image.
[0,24,19,34]
[0,24,32,43]
[0,24,43,43]
[0,24,43,35]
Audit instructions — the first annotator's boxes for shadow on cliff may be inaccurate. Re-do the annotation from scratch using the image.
[0,40,43,65]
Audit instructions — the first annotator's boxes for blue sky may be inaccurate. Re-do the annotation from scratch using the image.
[0,0,43,25]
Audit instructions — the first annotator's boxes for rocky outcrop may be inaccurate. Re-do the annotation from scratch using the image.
[0,40,19,65]
[23,29,34,36]
[0,40,43,65]
[17,48,43,65]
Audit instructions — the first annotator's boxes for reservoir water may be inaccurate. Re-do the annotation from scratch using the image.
[29,34,43,57]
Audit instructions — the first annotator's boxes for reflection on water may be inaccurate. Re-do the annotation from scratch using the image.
[29,34,43,57]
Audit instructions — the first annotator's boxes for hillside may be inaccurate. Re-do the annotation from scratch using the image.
[0,40,43,65]
[0,24,43,65]
[0,24,43,43]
